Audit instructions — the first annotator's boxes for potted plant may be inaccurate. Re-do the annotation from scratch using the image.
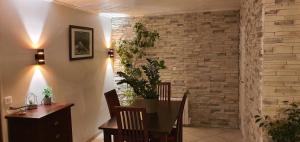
[117,58,165,113]
[115,22,165,113]
[255,102,300,142]
[42,87,53,105]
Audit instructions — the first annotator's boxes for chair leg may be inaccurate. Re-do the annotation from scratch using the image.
[103,131,112,142]
[179,121,183,142]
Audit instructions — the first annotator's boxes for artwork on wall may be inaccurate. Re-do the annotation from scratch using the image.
[69,25,94,60]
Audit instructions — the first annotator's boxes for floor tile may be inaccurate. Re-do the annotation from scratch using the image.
[91,127,243,142]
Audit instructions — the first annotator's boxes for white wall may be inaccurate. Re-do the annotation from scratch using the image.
[0,0,114,142]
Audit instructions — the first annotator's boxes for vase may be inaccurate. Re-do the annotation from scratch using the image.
[144,99,158,113]
[43,97,52,105]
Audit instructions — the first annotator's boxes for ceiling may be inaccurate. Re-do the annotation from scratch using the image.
[54,0,240,17]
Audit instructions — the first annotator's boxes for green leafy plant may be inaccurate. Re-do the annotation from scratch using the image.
[255,102,300,142]
[116,22,160,76]
[115,22,165,99]
[117,58,165,99]
[42,87,52,99]
[121,89,136,106]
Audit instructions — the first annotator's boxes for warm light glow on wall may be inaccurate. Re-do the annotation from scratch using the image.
[106,41,111,49]
[12,0,51,48]
[99,15,112,49]
[103,57,115,90]
[107,58,113,64]
[27,65,48,104]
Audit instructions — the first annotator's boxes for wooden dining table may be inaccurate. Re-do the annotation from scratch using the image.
[99,99,181,142]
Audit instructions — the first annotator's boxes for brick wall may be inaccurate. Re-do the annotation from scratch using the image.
[262,0,300,117]
[240,0,300,141]
[112,10,240,128]
[239,0,264,141]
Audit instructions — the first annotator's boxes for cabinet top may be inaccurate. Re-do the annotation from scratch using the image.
[5,103,74,119]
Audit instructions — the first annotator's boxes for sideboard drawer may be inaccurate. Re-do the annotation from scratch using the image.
[41,108,72,142]
[6,103,74,142]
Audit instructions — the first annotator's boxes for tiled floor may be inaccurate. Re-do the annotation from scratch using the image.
[91,127,243,142]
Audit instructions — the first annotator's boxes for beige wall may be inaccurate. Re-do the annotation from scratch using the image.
[0,40,3,141]
[0,0,114,142]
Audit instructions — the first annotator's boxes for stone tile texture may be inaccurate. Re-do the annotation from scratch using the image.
[112,10,240,128]
[91,127,243,142]
[239,0,264,141]
[240,0,300,141]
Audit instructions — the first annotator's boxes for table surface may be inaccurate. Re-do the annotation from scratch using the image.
[99,100,181,135]
[5,103,74,119]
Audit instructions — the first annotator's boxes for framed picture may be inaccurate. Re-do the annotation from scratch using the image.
[69,25,94,60]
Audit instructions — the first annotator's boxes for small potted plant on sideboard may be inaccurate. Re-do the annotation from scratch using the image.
[42,87,53,105]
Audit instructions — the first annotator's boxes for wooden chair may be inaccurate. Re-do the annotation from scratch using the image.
[157,82,171,101]
[172,93,188,142]
[157,92,187,142]
[115,106,149,142]
[104,89,121,118]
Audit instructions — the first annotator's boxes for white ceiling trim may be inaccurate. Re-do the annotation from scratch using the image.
[52,0,97,14]
[52,0,241,17]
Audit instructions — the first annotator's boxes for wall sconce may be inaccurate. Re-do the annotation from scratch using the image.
[108,48,114,58]
[35,49,45,65]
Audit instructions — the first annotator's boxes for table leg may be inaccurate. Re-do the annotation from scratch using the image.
[103,131,112,142]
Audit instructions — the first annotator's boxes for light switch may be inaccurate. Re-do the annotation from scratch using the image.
[4,96,13,105]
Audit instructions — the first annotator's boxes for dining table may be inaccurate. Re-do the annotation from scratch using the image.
[99,99,182,142]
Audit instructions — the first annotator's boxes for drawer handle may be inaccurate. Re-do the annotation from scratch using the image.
[55,134,61,139]
[54,121,60,126]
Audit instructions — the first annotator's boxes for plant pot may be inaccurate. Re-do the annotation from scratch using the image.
[43,97,52,105]
[144,99,158,113]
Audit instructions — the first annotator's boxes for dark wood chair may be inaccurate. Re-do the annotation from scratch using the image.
[171,93,188,142]
[115,106,149,142]
[156,92,187,142]
[104,89,121,118]
[157,82,171,101]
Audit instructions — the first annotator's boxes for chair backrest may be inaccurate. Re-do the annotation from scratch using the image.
[176,92,188,142]
[115,107,149,142]
[157,82,171,101]
[104,89,121,117]
[177,93,187,124]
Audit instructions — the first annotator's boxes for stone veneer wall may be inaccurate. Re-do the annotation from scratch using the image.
[262,0,300,141]
[112,10,240,128]
[263,0,300,117]
[240,0,300,141]
[239,0,264,141]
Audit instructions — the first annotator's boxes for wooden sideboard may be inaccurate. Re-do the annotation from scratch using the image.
[5,103,74,142]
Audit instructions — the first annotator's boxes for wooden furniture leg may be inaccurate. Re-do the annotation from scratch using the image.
[180,125,183,142]
[163,135,168,142]
[103,131,112,142]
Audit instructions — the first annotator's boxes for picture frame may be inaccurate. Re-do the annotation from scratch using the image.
[69,25,94,60]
